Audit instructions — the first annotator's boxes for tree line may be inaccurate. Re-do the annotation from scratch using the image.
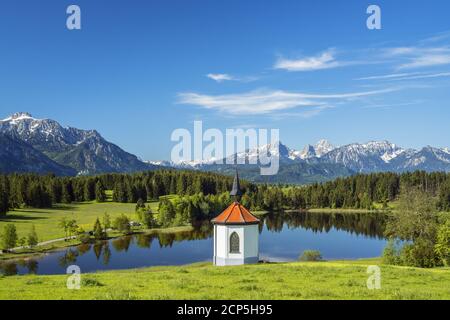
[1,170,450,217]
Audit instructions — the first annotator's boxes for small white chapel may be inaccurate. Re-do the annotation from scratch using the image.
[211,170,260,266]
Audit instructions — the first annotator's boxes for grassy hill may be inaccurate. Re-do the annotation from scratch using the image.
[0,260,449,300]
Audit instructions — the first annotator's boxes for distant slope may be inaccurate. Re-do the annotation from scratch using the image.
[200,162,354,184]
[0,133,76,175]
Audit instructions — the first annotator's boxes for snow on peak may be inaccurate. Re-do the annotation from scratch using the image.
[299,145,316,159]
[314,139,335,157]
[381,149,405,163]
[2,112,35,122]
[443,147,450,155]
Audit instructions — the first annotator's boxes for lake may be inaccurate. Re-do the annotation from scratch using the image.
[0,211,387,276]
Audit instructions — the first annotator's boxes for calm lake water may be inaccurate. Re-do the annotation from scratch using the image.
[0,211,387,276]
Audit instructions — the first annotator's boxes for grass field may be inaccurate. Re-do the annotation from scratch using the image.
[0,260,449,300]
[0,199,159,242]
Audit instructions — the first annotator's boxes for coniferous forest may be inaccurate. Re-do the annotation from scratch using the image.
[1,170,450,218]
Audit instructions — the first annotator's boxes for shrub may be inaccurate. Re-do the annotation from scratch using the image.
[435,216,450,266]
[136,207,157,228]
[81,277,104,287]
[382,239,402,265]
[113,214,131,234]
[384,187,441,268]
[299,250,323,262]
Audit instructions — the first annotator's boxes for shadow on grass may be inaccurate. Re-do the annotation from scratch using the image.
[47,204,78,210]
[0,214,46,222]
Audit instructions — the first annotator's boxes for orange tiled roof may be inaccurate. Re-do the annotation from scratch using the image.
[211,202,260,225]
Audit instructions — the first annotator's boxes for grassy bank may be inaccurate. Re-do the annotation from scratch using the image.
[0,201,159,242]
[0,225,193,262]
[0,260,449,300]
[0,200,162,261]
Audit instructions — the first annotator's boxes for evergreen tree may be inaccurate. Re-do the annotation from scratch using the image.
[93,218,105,240]
[1,224,18,251]
[95,180,107,202]
[102,212,111,233]
[27,225,39,248]
[0,176,9,216]
[135,198,146,212]
[158,199,176,227]
[84,178,96,201]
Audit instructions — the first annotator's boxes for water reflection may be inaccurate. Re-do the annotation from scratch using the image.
[262,211,385,239]
[0,211,386,276]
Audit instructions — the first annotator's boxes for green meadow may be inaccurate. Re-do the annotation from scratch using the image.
[0,260,449,300]
[0,199,159,243]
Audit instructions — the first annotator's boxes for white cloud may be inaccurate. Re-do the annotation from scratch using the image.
[177,88,396,116]
[206,73,235,82]
[206,73,259,83]
[362,101,423,109]
[355,72,422,81]
[274,50,340,72]
[356,71,450,81]
[399,54,450,69]
[384,46,450,70]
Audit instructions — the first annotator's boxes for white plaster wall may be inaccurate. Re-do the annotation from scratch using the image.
[214,224,259,263]
[243,224,259,259]
[215,225,227,257]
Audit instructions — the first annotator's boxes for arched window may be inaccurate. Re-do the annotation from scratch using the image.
[230,232,240,254]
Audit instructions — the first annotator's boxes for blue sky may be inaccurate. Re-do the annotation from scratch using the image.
[1,0,450,160]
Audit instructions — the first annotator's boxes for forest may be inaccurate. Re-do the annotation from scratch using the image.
[1,169,449,219]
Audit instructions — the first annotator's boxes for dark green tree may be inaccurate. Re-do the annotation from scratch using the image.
[95,180,107,202]
[1,224,18,251]
[27,225,39,248]
[93,218,105,240]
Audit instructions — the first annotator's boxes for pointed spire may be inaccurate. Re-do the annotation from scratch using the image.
[230,169,243,200]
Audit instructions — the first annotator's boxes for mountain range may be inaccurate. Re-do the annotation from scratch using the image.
[1,112,449,184]
[0,112,156,175]
[150,139,450,183]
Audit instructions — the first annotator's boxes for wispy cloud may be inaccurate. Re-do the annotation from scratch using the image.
[206,73,259,83]
[206,73,235,82]
[362,100,423,109]
[384,46,450,69]
[274,49,340,72]
[356,71,450,81]
[355,72,422,81]
[177,88,397,116]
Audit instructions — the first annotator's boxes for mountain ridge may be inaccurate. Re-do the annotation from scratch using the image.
[0,112,156,175]
[1,112,449,183]
[155,139,450,182]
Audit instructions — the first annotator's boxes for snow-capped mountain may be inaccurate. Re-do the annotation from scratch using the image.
[291,139,336,160]
[2,112,449,181]
[0,112,156,175]
[314,139,336,157]
[154,139,450,177]
[1,112,104,152]
[321,141,404,173]
[390,146,450,172]
[320,142,450,173]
